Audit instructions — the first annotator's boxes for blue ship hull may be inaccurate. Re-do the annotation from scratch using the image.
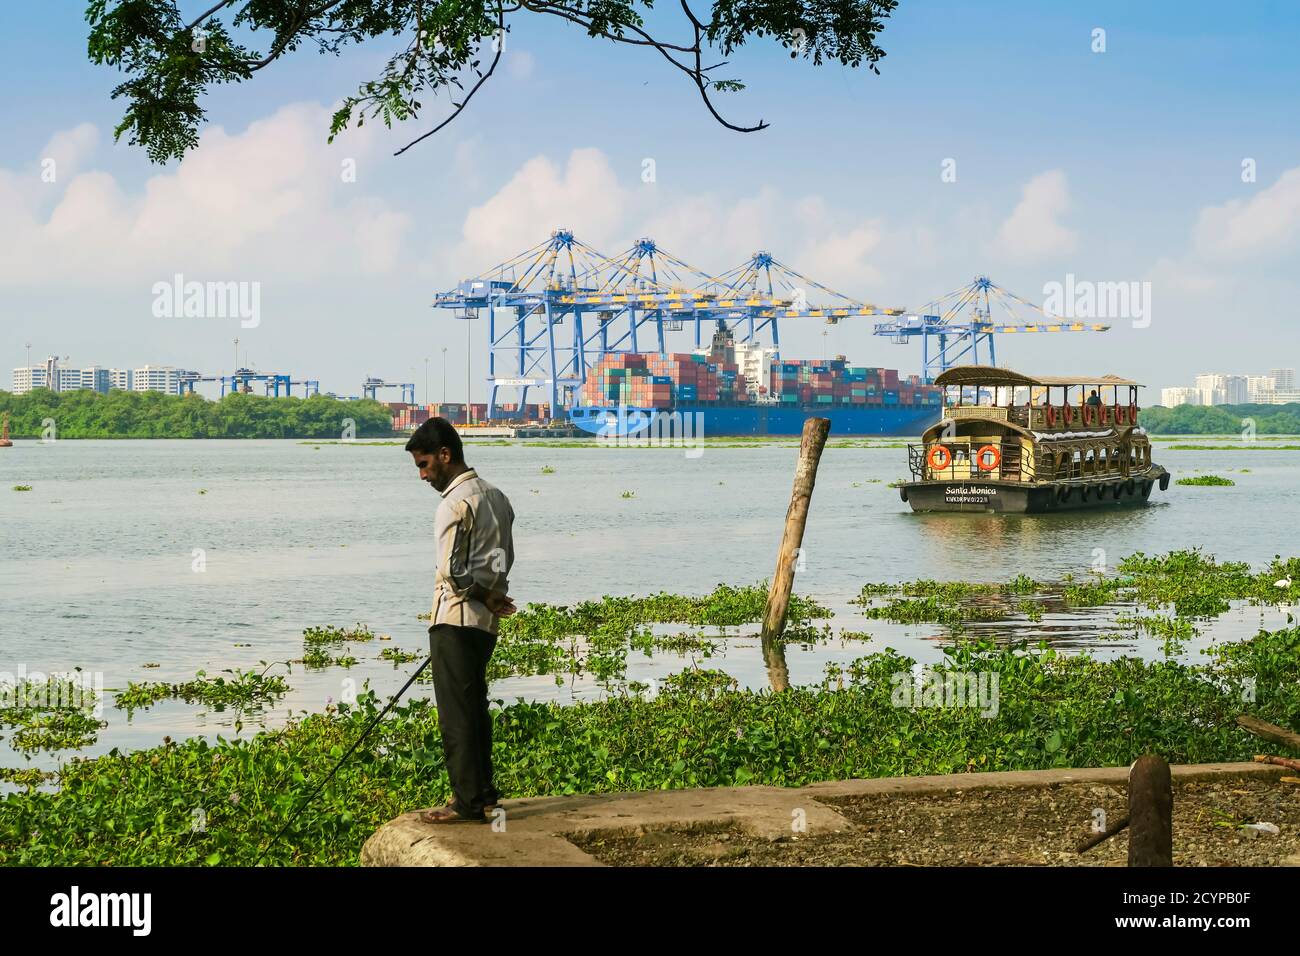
[568,404,940,437]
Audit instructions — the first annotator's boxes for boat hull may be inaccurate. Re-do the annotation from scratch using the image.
[567,404,940,438]
[898,469,1170,514]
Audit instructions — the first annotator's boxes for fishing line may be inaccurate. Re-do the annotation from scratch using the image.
[254,654,432,866]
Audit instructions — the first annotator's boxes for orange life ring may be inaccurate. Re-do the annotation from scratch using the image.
[1128,403,1139,424]
[1046,404,1058,427]
[1062,403,1075,425]
[1083,404,1097,426]
[1113,404,1126,425]
[927,445,953,471]
[975,444,1001,472]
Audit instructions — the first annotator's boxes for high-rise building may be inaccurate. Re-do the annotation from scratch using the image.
[1269,368,1296,390]
[1193,374,1222,406]
[1193,373,1248,405]
[109,368,132,391]
[79,367,113,394]
[132,365,190,395]
[1247,375,1276,403]
[11,357,82,394]
[1161,387,1200,408]
[11,366,42,394]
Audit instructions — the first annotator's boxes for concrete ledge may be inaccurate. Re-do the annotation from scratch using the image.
[360,762,1284,866]
[800,760,1283,799]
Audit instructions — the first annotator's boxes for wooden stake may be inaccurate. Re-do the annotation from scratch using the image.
[760,416,831,659]
[1128,754,1173,867]
[1236,715,1300,752]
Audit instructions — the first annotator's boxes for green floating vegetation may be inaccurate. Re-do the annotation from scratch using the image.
[0,767,57,789]
[298,440,406,446]
[303,648,357,669]
[0,678,105,752]
[3,711,105,753]
[859,550,1299,623]
[1176,475,1235,486]
[1167,445,1300,451]
[115,668,289,713]
[486,583,830,687]
[852,576,1043,625]
[303,624,376,645]
[12,485,32,492]
[3,625,1297,866]
[301,624,374,669]
[378,647,422,665]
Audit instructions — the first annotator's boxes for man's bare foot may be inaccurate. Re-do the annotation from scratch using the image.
[418,806,485,824]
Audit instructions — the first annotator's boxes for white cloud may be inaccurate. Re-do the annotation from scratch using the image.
[989,169,1077,263]
[458,148,628,267]
[800,222,886,290]
[1192,167,1300,260]
[0,104,415,289]
[456,149,929,305]
[39,123,99,182]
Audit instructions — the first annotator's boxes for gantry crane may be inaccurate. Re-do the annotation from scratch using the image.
[361,377,416,404]
[433,228,906,419]
[872,276,1110,383]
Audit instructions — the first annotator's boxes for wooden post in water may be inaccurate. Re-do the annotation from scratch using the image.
[1128,754,1173,867]
[760,416,831,690]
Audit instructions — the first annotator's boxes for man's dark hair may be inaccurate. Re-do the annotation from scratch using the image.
[405,417,464,461]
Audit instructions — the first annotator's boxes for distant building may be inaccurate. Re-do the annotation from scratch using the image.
[79,366,113,394]
[11,357,81,394]
[109,368,132,391]
[1194,373,1248,406]
[1161,387,1200,408]
[11,366,42,394]
[132,365,190,395]
[1247,375,1276,403]
[1269,368,1296,390]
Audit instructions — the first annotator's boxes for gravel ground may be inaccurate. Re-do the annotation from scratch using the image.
[567,778,1300,866]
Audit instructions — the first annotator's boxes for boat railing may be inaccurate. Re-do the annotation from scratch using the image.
[907,437,1034,483]
[942,404,1141,431]
[910,430,1158,485]
[1033,442,1152,482]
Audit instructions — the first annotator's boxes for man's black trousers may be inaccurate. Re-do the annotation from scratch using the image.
[428,623,498,818]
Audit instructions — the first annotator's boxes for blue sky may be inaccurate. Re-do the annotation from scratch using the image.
[3,1,1299,399]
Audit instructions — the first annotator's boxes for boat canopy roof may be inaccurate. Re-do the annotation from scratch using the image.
[933,366,1142,388]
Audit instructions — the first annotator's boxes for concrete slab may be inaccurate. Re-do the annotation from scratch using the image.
[360,762,1284,866]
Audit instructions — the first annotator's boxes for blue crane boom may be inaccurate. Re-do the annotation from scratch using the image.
[872,276,1110,383]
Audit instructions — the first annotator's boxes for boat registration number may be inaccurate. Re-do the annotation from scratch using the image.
[944,485,998,504]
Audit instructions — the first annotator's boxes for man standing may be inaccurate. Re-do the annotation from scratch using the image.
[405,417,516,824]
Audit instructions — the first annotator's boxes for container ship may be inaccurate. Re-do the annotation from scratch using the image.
[567,326,942,437]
